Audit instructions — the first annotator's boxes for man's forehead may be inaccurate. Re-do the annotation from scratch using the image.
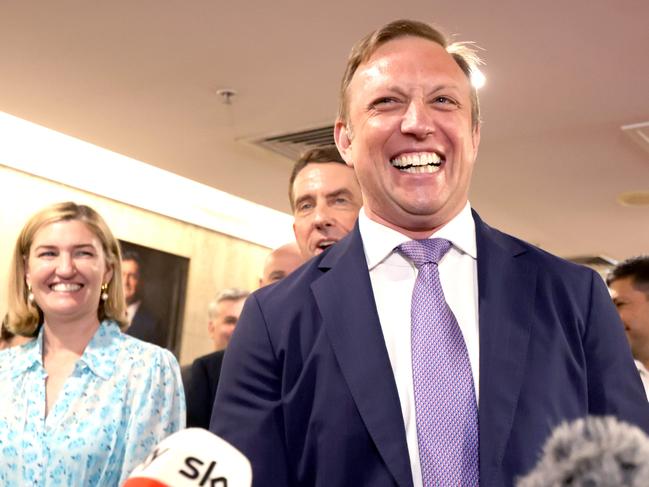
[122,259,140,272]
[349,36,467,93]
[294,163,354,191]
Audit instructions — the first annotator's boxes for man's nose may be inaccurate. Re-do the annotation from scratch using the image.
[312,205,334,230]
[401,100,434,139]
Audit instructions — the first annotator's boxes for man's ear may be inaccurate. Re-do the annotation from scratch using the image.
[471,123,481,156]
[334,119,353,167]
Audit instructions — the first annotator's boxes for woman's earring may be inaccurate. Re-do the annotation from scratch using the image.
[101,283,109,302]
[27,284,34,303]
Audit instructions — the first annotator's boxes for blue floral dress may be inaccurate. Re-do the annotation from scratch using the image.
[0,320,185,486]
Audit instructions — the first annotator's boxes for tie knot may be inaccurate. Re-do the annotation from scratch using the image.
[398,238,452,267]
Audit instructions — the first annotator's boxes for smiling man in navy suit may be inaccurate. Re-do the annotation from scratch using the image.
[210,19,649,486]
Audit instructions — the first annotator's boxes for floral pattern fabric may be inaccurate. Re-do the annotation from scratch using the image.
[0,320,185,486]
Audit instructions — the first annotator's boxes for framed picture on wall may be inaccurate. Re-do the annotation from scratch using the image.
[119,240,189,358]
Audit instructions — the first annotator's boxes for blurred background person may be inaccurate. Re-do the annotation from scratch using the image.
[259,242,303,287]
[186,288,249,428]
[121,250,165,347]
[206,287,249,352]
[607,256,649,400]
[289,146,362,259]
[0,202,185,486]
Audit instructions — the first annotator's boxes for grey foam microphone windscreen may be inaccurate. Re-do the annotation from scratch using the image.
[517,416,649,487]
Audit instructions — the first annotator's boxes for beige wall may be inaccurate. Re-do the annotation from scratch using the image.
[0,165,270,365]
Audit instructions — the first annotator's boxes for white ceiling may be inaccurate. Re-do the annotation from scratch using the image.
[1,0,648,260]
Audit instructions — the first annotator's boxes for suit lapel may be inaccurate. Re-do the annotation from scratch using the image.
[474,212,536,485]
[312,226,414,487]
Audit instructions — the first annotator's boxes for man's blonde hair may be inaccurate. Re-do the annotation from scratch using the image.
[338,19,482,130]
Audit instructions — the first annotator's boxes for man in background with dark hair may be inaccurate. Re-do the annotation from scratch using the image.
[121,250,165,347]
[289,145,362,258]
[608,256,649,400]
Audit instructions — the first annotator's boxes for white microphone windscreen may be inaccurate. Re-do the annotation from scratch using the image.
[123,428,252,487]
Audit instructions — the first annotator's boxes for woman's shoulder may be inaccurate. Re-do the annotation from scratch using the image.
[0,339,38,376]
[108,324,179,372]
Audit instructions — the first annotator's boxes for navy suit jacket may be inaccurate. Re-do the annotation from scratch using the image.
[187,350,225,429]
[211,212,649,487]
[126,305,165,348]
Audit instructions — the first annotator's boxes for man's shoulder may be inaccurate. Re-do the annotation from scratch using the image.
[476,213,593,279]
[193,349,225,368]
[256,228,363,303]
[133,304,160,324]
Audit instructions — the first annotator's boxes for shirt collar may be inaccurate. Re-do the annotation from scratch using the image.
[636,360,649,376]
[8,320,122,380]
[358,201,477,270]
[78,320,122,380]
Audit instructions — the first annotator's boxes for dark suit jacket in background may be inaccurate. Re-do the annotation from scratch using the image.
[210,212,649,487]
[187,350,225,429]
[125,304,165,348]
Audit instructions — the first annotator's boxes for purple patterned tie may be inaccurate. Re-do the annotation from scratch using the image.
[398,239,479,486]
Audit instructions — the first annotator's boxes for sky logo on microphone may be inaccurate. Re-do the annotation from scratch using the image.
[124,428,252,487]
[180,457,227,486]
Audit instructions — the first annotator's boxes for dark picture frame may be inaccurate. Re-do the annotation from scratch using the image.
[119,240,189,358]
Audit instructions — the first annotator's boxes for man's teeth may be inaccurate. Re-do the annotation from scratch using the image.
[51,283,82,292]
[390,153,443,173]
[318,241,335,249]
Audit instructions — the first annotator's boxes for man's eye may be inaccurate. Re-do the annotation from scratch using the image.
[297,202,314,212]
[334,197,349,205]
[434,96,458,106]
[370,97,399,108]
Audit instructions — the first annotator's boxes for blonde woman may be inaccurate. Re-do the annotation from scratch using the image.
[0,202,185,486]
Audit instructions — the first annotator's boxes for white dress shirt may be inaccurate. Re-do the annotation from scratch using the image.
[358,202,480,487]
[635,360,649,401]
[126,300,141,327]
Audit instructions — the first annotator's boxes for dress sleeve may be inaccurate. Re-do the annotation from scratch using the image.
[118,347,186,484]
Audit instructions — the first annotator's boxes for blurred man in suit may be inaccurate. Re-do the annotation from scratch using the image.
[607,256,649,400]
[122,250,164,347]
[290,146,362,258]
[212,19,649,486]
[186,288,249,428]
[259,242,304,287]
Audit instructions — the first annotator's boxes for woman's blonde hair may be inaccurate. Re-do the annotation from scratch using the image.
[6,202,127,336]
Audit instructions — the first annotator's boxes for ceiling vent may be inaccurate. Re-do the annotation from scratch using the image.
[251,125,335,161]
[621,121,649,156]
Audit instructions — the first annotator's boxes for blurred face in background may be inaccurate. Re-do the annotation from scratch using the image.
[610,277,649,362]
[259,243,303,287]
[25,219,113,326]
[121,259,140,305]
[208,297,247,350]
